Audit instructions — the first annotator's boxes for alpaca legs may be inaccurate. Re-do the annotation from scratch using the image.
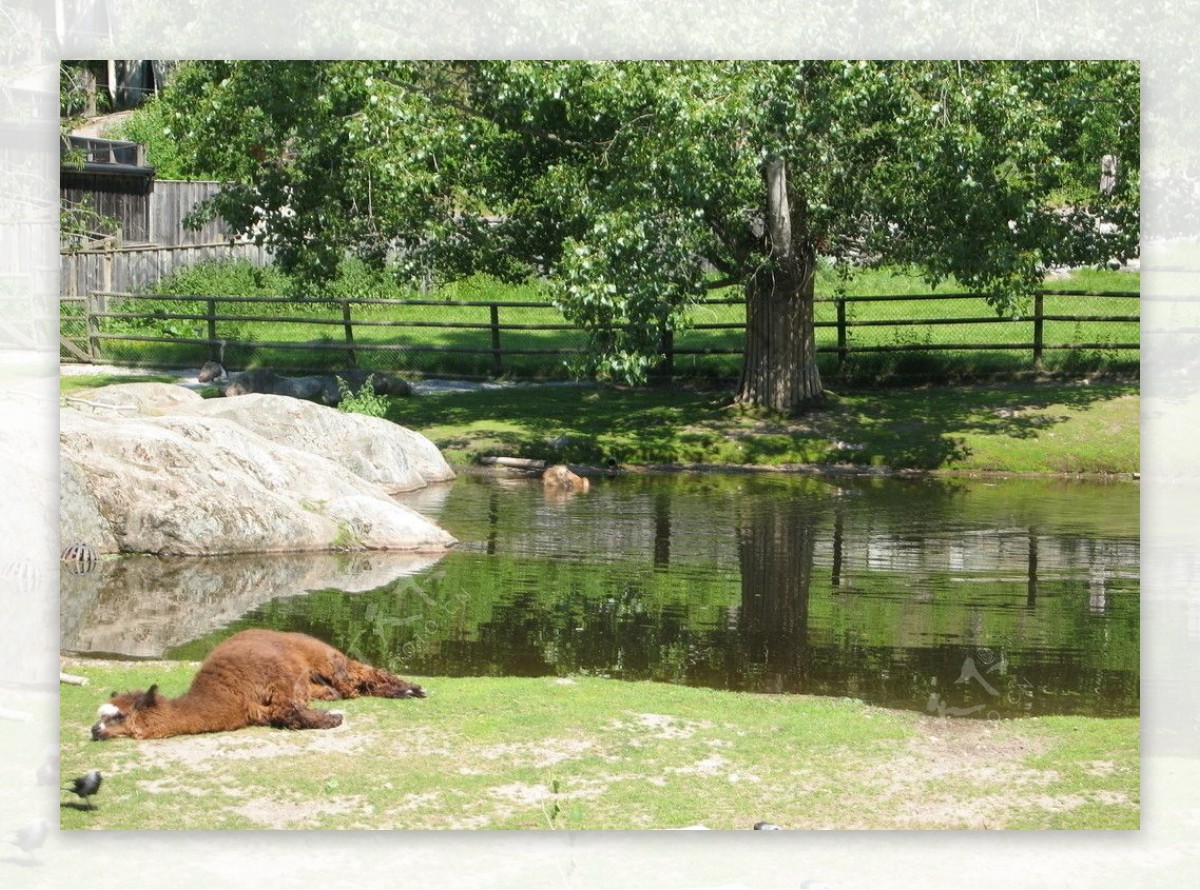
[271,703,343,730]
[314,659,426,700]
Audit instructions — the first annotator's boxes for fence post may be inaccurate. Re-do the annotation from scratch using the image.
[1032,291,1045,369]
[342,299,357,367]
[101,247,113,294]
[207,298,219,360]
[85,291,97,361]
[836,298,848,373]
[660,328,675,378]
[490,304,503,377]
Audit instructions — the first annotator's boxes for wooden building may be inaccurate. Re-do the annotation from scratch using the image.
[61,135,155,244]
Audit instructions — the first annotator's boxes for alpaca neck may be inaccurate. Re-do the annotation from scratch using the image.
[139,689,243,739]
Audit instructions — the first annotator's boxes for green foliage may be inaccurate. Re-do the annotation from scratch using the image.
[60,61,111,121]
[336,374,389,417]
[111,96,202,180]
[118,61,1139,391]
[154,259,292,299]
[320,256,401,302]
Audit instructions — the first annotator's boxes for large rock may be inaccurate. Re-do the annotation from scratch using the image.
[62,381,205,415]
[64,383,454,493]
[60,384,457,557]
[179,393,454,493]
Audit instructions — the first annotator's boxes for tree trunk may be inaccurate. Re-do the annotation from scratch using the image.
[736,156,824,412]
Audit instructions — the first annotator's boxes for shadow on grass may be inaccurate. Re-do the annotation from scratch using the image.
[388,379,1137,471]
[390,385,730,466]
[60,366,1135,472]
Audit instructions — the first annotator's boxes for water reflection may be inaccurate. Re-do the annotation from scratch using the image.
[734,489,817,693]
[61,473,1139,717]
[60,550,445,657]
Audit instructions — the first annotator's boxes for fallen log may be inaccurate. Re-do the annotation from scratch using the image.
[478,457,548,470]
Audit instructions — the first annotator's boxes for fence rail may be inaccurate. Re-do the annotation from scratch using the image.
[60,289,1140,380]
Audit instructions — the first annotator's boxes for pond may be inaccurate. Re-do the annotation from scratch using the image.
[61,472,1139,718]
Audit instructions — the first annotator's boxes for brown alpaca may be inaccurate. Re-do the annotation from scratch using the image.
[542,464,589,492]
[91,629,425,741]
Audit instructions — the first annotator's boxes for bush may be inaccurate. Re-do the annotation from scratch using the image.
[336,374,389,417]
[111,97,205,181]
[154,259,292,299]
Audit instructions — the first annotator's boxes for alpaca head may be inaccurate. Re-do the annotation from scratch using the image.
[91,686,162,741]
[197,361,226,384]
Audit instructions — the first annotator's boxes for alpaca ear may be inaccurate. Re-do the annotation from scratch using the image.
[135,685,160,710]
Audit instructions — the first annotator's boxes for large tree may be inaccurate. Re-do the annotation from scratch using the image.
[155,60,1138,411]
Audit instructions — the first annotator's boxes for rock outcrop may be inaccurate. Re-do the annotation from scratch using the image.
[179,394,452,494]
[60,383,456,557]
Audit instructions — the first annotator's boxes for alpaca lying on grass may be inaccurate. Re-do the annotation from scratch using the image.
[91,630,425,741]
[198,362,412,405]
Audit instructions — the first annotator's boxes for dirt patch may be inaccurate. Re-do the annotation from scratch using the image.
[477,738,598,768]
[668,753,729,776]
[233,793,371,829]
[489,782,554,807]
[612,712,714,740]
[853,715,1093,828]
[131,721,366,767]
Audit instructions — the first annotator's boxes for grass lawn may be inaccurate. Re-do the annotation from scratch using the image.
[56,338,1141,833]
[384,379,1139,475]
[59,664,1138,831]
[59,372,1138,475]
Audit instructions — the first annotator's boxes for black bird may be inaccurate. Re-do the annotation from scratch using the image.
[66,770,102,809]
[753,821,782,830]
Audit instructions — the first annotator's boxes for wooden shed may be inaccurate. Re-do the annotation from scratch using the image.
[61,136,155,243]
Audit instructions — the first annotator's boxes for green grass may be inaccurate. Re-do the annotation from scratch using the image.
[58,370,1137,475]
[385,379,1139,475]
[59,373,180,396]
[59,665,1138,830]
[74,263,1139,384]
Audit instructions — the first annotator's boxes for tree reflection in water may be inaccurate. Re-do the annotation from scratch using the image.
[68,474,1141,718]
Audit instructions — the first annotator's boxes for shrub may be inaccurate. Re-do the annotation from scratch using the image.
[336,374,389,417]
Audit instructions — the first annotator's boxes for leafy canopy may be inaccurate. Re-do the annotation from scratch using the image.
[134,60,1138,383]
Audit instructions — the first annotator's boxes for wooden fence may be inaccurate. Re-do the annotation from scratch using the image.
[663,290,1141,371]
[60,289,1140,379]
[149,181,240,246]
[60,241,274,299]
